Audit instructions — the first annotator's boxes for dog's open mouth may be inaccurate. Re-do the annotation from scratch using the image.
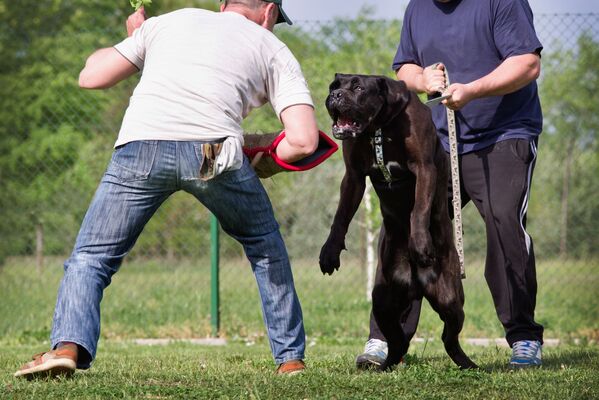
[332,115,363,139]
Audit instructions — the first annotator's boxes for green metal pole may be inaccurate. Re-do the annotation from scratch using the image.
[210,213,220,337]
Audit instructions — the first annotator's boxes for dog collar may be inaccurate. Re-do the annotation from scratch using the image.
[373,129,394,184]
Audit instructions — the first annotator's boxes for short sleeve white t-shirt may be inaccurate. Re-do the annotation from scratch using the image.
[113,8,314,147]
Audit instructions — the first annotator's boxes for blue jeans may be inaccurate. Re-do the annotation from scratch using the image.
[50,140,305,368]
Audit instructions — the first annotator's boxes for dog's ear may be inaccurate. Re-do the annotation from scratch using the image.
[377,77,411,120]
[329,74,341,91]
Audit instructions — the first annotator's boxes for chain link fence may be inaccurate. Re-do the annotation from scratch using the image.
[1,13,597,344]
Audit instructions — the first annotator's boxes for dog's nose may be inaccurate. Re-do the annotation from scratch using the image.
[331,89,343,100]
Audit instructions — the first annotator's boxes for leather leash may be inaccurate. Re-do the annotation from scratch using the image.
[434,63,466,279]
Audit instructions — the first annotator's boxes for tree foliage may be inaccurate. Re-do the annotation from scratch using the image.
[0,4,597,264]
[536,33,599,258]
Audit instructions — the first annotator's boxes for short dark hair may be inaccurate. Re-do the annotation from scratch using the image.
[223,0,291,25]
[223,0,264,10]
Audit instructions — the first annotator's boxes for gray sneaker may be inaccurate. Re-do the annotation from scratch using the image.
[509,340,542,368]
[355,339,388,369]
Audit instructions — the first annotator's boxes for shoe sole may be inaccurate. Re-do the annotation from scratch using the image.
[14,358,76,380]
[509,363,542,369]
[278,369,304,376]
[356,358,383,370]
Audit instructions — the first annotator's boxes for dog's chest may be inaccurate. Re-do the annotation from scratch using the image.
[371,160,407,175]
[366,136,410,182]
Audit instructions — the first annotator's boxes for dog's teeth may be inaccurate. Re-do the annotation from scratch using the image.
[338,117,355,127]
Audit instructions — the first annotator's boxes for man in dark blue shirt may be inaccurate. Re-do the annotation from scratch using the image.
[357,0,545,369]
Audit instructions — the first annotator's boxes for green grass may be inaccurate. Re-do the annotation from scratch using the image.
[1,341,598,399]
[0,257,598,398]
[1,257,597,343]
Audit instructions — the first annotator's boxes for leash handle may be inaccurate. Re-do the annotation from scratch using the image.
[432,63,466,279]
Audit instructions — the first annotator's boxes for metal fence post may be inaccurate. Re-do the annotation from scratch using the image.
[210,213,220,337]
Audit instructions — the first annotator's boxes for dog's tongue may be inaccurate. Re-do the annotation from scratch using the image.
[337,117,354,127]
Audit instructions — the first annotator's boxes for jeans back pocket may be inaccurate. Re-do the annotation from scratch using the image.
[109,141,158,182]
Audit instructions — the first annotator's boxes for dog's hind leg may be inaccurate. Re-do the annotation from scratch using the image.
[425,269,478,369]
[371,237,415,371]
[439,302,478,369]
[372,283,411,370]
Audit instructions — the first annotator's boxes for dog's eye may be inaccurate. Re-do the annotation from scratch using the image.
[354,86,364,91]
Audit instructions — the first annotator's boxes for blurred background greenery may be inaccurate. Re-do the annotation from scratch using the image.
[0,1,597,343]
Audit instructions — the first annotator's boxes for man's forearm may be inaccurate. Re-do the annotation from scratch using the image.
[466,53,541,99]
[397,53,540,98]
[277,104,319,162]
[396,64,428,93]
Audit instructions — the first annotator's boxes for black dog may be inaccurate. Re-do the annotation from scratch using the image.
[319,73,477,370]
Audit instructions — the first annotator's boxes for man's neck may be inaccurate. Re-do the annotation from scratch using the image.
[223,5,253,20]
[222,5,272,30]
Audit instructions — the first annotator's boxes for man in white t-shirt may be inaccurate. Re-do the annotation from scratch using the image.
[15,0,318,379]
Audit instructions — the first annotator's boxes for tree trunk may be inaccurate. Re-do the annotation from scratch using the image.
[559,138,575,258]
[36,223,44,274]
[364,181,376,302]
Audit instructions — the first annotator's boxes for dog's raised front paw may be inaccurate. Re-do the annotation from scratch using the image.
[319,241,343,275]
[408,231,435,267]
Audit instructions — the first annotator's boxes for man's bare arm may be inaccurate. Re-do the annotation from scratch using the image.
[457,53,540,96]
[78,48,139,89]
[396,63,445,94]
[277,104,319,162]
[396,53,541,110]
[79,7,145,90]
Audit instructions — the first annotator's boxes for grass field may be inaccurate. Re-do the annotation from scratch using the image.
[1,256,597,343]
[1,257,598,398]
[2,341,598,399]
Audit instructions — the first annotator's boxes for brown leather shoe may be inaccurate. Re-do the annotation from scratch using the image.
[276,359,305,375]
[14,344,78,380]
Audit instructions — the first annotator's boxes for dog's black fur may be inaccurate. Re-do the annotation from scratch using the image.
[319,73,477,370]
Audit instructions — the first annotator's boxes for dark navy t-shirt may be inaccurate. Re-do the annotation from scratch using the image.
[392,0,543,154]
